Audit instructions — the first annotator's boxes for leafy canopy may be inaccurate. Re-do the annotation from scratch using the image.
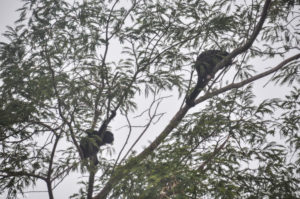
[0,0,300,198]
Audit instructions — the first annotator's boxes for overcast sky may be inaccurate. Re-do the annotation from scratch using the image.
[0,1,23,40]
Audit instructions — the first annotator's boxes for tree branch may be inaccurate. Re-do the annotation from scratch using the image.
[0,170,47,181]
[163,134,231,198]
[197,135,230,171]
[94,0,273,198]
[214,0,272,70]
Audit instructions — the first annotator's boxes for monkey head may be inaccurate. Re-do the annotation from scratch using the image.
[102,131,114,144]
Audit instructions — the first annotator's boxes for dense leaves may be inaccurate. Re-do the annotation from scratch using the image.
[0,0,299,198]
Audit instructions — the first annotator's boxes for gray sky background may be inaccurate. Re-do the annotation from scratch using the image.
[0,1,22,40]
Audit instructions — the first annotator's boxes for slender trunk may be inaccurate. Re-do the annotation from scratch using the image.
[87,170,96,199]
[46,180,54,199]
[87,157,98,199]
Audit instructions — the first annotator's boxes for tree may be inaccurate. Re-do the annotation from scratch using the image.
[0,0,300,198]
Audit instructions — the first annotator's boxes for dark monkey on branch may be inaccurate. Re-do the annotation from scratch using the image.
[186,50,232,106]
[80,129,114,158]
[79,111,116,165]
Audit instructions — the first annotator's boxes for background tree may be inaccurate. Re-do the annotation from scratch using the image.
[0,0,300,198]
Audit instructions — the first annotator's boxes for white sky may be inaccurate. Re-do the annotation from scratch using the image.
[0,0,22,40]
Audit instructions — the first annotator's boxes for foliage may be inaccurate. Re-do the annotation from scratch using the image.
[0,0,299,198]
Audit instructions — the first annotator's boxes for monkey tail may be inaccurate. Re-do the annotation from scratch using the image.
[186,76,209,107]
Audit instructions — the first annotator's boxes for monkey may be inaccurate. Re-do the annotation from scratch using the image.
[79,110,116,165]
[80,130,114,160]
[186,50,232,107]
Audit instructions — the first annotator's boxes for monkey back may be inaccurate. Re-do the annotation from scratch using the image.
[195,50,230,80]
[186,50,232,107]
